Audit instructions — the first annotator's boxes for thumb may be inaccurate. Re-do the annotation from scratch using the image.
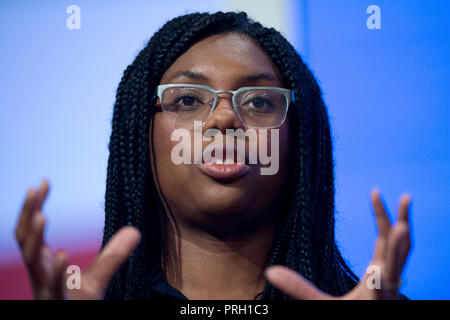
[265,265,331,300]
[86,226,141,292]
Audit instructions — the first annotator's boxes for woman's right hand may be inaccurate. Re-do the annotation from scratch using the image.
[15,180,141,299]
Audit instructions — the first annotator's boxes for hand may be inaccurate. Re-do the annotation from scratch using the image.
[265,190,412,300]
[15,180,141,299]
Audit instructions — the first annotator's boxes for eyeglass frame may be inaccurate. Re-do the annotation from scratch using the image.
[154,83,295,129]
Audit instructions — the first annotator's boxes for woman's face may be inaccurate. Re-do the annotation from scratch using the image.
[151,32,290,236]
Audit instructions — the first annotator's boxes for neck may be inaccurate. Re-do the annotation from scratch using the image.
[163,221,274,300]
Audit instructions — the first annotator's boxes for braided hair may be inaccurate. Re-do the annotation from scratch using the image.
[102,11,359,300]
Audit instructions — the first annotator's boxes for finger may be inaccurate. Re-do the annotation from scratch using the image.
[85,226,141,291]
[35,180,50,211]
[371,190,392,238]
[397,194,411,224]
[384,194,412,282]
[265,265,331,300]
[22,213,46,281]
[16,181,49,246]
[372,237,386,263]
[15,189,38,245]
[40,245,55,277]
[49,251,67,300]
[396,194,412,268]
[383,223,410,289]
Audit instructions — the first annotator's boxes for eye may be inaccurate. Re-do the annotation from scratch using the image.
[175,95,202,107]
[242,95,274,111]
[177,95,195,106]
[251,97,267,108]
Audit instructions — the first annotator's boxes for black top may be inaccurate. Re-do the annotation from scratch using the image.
[146,265,409,300]
[147,265,188,300]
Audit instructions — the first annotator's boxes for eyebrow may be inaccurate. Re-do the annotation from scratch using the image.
[238,72,279,84]
[166,70,280,85]
[167,70,209,82]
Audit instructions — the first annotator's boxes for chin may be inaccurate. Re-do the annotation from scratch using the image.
[197,187,250,215]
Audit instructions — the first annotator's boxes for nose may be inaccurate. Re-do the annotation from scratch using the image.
[203,94,245,133]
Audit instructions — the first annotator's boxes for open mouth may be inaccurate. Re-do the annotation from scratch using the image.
[204,148,247,164]
[196,148,252,181]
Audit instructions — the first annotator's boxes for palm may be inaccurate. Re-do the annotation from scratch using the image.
[266,190,411,300]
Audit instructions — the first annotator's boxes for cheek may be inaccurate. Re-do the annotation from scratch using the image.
[151,114,190,184]
[152,114,174,162]
[151,114,199,208]
[258,124,290,173]
[258,124,290,198]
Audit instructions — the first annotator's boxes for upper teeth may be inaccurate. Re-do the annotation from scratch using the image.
[211,157,246,164]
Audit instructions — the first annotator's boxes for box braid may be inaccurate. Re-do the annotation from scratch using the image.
[102,11,359,300]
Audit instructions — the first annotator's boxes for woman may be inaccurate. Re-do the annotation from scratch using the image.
[15,11,411,300]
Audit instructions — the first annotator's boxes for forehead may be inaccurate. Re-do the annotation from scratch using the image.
[160,32,282,86]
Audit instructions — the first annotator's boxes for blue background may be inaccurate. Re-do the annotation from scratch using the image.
[0,0,449,299]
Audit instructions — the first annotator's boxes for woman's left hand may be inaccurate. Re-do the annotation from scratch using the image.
[265,190,412,300]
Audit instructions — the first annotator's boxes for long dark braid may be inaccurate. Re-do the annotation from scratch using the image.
[102,11,359,300]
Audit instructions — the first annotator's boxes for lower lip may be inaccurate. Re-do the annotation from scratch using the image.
[197,163,251,181]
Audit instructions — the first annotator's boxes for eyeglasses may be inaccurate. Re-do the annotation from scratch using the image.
[154,84,294,129]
